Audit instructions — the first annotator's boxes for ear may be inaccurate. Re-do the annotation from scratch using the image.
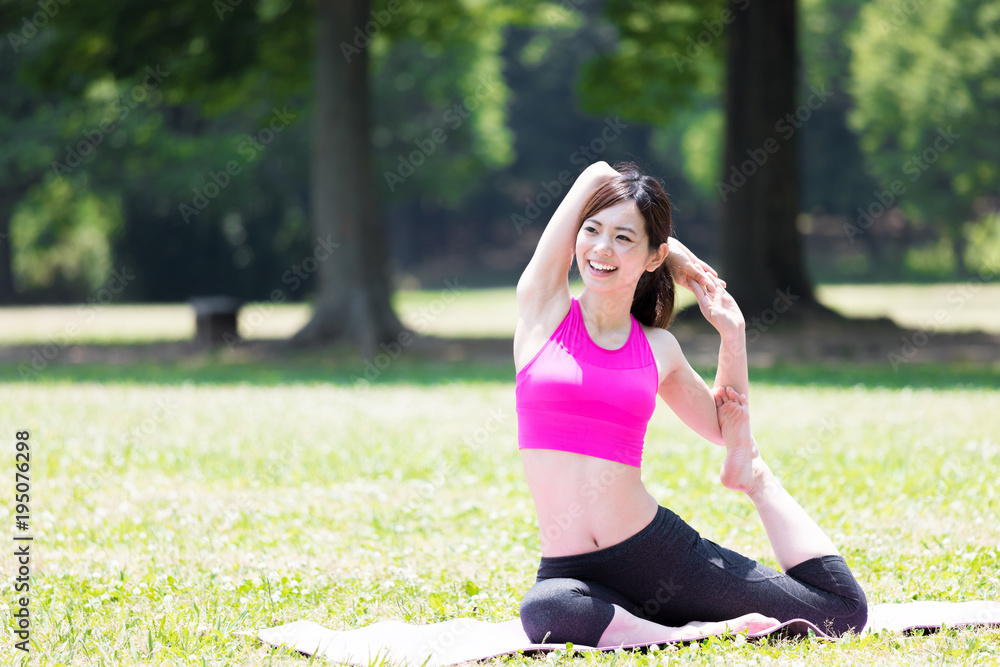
[646,242,669,272]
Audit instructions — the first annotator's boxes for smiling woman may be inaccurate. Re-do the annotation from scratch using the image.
[573,168,675,330]
[512,160,868,647]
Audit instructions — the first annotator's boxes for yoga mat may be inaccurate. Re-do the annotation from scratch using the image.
[245,600,1000,665]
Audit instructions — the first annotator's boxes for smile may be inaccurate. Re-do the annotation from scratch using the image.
[588,260,617,273]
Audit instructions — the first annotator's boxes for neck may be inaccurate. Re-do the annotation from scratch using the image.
[578,286,637,333]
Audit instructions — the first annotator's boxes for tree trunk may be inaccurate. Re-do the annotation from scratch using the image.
[949,222,969,277]
[720,0,822,318]
[294,0,405,353]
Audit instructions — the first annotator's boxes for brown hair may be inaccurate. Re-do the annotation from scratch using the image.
[576,162,675,329]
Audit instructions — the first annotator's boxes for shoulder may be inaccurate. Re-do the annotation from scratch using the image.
[513,289,572,373]
[640,324,685,384]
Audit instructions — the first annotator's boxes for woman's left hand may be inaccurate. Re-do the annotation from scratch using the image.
[690,279,745,337]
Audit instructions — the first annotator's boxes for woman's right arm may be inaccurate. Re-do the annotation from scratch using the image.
[516,161,619,314]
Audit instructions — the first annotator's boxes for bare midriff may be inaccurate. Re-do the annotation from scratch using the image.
[521,448,660,557]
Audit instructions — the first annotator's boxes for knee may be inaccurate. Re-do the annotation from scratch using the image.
[520,578,609,646]
[520,579,572,644]
[830,582,868,636]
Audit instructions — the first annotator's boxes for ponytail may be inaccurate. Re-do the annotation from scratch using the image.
[632,258,675,329]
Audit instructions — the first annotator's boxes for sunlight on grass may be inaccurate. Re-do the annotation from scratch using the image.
[817,284,1000,334]
[0,283,997,347]
[0,283,696,344]
[2,372,998,664]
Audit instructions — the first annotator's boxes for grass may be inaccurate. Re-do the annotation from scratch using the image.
[1,285,999,664]
[3,282,1000,346]
[2,360,999,665]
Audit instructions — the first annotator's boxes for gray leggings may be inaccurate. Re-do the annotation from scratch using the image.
[520,505,867,646]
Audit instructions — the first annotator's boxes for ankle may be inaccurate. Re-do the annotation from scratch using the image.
[745,461,776,503]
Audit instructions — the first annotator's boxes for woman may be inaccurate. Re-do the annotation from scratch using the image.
[514,160,867,647]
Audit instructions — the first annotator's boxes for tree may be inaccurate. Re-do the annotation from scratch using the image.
[847,0,1000,276]
[0,0,553,350]
[578,0,833,316]
[0,38,68,303]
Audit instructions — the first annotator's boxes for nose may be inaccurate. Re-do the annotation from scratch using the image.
[594,234,613,256]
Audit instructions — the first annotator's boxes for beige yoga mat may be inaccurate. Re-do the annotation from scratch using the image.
[245,600,1000,666]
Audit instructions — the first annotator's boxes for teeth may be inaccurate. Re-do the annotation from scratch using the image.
[590,260,616,271]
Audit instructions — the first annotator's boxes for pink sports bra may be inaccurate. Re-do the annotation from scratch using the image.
[515,296,659,467]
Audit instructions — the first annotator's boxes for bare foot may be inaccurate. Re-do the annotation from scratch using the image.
[716,386,768,496]
[677,612,782,640]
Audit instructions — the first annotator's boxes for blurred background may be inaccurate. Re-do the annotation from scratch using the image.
[1,0,998,353]
[3,5,1000,663]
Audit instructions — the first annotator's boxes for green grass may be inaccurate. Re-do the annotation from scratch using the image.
[2,284,999,664]
[4,282,999,346]
[817,283,1000,334]
[2,361,999,665]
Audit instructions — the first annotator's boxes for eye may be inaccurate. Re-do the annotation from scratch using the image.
[584,226,597,234]
[617,235,632,242]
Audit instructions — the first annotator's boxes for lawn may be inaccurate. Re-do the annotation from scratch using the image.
[1,286,999,665]
[3,282,1000,345]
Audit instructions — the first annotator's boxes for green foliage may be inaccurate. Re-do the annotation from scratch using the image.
[578,0,726,124]
[0,0,580,300]
[370,0,576,206]
[965,212,1000,273]
[11,176,122,297]
[848,0,1000,267]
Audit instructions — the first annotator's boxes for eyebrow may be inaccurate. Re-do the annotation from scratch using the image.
[586,219,639,235]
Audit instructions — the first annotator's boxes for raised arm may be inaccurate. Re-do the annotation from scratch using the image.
[692,281,749,401]
[516,161,619,308]
[655,281,748,446]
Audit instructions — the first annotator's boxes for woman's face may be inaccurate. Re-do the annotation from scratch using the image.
[575,200,665,293]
